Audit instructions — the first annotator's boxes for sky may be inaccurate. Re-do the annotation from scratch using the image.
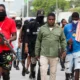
[0,0,24,15]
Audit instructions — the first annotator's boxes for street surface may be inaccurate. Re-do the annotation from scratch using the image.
[9,62,65,80]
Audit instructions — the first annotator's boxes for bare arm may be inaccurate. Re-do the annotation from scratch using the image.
[25,43,28,53]
[19,27,22,42]
[9,32,17,42]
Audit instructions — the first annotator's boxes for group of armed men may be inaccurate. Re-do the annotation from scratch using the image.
[1,3,80,80]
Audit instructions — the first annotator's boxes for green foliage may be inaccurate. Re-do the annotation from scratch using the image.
[69,0,80,13]
[32,0,56,15]
[74,7,80,13]
[70,0,80,7]
[76,0,80,6]
[70,7,80,13]
[58,0,70,11]
[32,0,70,15]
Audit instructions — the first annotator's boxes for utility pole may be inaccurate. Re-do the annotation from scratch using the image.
[27,0,29,17]
[22,0,25,25]
[56,0,58,22]
[24,0,29,17]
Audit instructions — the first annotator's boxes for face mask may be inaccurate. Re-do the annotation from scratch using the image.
[72,20,78,24]
[0,11,6,21]
[36,16,44,23]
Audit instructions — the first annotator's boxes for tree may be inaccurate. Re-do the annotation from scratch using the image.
[32,0,55,15]
[70,0,80,8]
[75,0,80,7]
[58,0,70,11]
[68,0,80,13]
[32,0,70,15]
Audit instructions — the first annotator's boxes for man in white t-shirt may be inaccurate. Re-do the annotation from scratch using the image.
[12,25,22,70]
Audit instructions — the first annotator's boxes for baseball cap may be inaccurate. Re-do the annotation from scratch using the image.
[37,10,44,17]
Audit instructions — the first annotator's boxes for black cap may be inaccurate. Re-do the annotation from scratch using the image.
[37,10,44,17]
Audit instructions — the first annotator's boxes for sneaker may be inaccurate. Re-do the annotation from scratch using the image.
[22,67,25,76]
[61,68,65,71]
[47,70,50,75]
[29,74,33,79]
[26,69,29,74]
[16,66,20,70]
[13,61,16,68]
[33,78,36,80]
[70,75,74,80]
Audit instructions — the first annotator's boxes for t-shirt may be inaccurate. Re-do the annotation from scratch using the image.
[12,29,20,52]
[64,23,80,54]
[49,27,53,31]
[0,17,17,53]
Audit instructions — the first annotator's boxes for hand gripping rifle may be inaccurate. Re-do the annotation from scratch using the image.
[0,33,16,55]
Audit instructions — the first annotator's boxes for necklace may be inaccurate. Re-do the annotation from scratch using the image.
[0,21,4,31]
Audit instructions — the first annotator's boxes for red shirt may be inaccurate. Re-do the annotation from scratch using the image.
[0,17,17,53]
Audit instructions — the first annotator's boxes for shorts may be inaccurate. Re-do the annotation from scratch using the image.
[16,48,22,61]
[28,43,35,57]
[0,50,13,70]
[65,51,80,73]
[21,43,27,60]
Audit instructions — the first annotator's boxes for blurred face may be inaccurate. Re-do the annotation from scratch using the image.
[0,6,6,21]
[62,19,67,27]
[72,17,79,21]
[72,17,79,24]
[47,16,55,27]
[0,6,5,12]
[37,16,44,23]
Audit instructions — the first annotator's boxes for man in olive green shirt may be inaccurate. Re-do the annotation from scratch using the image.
[35,13,67,80]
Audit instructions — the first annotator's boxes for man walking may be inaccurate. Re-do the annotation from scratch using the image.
[0,4,17,80]
[64,12,80,80]
[35,13,66,80]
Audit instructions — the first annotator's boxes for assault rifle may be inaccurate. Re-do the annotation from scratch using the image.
[0,33,16,55]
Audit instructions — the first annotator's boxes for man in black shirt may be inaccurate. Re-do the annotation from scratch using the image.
[19,10,45,79]
[28,10,45,80]
[19,20,29,76]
